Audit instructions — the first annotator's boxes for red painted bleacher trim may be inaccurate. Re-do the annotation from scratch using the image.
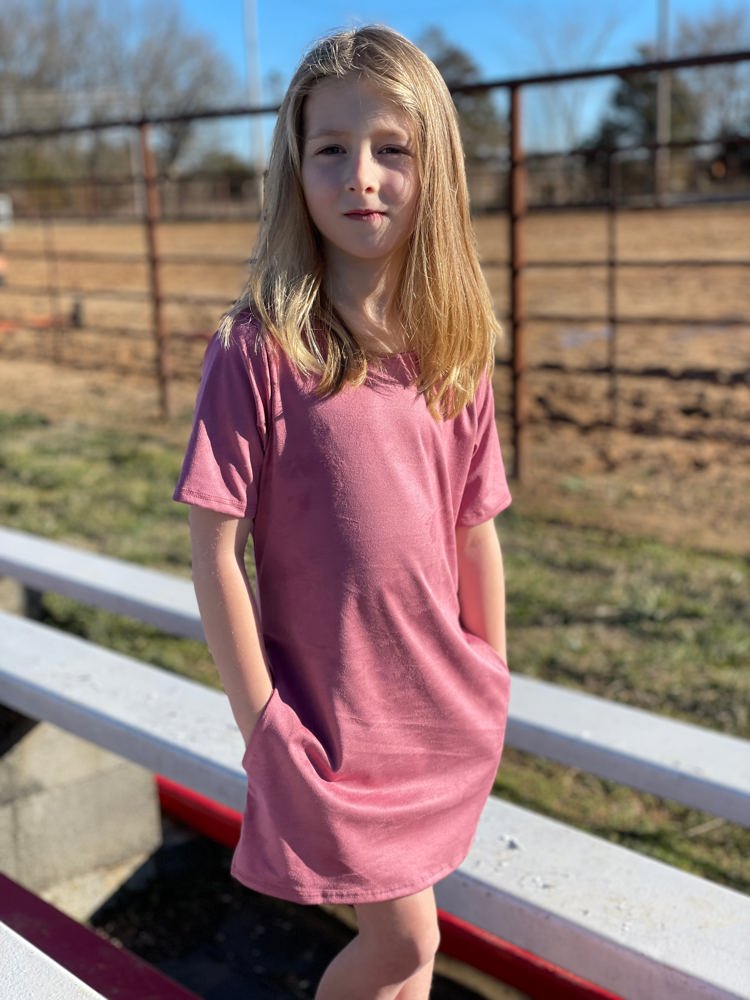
[437,910,624,1000]
[157,773,243,848]
[0,873,199,1000]
[155,776,624,1000]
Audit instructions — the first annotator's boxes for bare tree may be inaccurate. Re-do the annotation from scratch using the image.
[0,0,242,171]
[505,3,622,151]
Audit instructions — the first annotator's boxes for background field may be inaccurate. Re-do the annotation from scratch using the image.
[0,203,748,893]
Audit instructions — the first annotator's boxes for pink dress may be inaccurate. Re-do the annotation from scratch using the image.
[174,311,512,905]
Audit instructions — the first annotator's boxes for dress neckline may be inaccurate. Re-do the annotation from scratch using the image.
[365,350,419,384]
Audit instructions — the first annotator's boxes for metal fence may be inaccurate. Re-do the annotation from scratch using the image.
[0,49,748,480]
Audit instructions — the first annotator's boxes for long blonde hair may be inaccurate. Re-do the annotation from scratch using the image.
[222,24,500,419]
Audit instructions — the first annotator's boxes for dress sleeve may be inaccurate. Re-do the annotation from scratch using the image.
[173,324,270,519]
[456,372,512,527]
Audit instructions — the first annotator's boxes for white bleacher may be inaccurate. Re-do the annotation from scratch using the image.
[0,923,106,1000]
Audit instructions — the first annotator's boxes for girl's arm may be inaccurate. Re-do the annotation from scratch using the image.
[188,506,274,744]
[455,517,507,665]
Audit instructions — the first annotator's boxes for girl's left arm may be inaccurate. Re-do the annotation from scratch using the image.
[456,517,507,665]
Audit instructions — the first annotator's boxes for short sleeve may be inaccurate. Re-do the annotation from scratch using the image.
[456,372,512,526]
[173,323,270,519]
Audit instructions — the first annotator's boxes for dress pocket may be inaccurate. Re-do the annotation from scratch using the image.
[241,687,279,772]
[464,630,509,675]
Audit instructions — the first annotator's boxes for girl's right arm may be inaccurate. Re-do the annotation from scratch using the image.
[188,505,274,745]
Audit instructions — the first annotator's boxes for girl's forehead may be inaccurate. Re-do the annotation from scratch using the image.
[303,76,415,135]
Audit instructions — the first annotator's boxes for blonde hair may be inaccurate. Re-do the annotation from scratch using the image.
[222,24,500,419]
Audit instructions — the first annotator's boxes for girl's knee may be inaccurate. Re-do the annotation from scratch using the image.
[412,922,441,970]
[355,895,440,979]
[370,926,439,981]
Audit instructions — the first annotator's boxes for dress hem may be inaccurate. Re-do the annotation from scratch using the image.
[229,849,469,906]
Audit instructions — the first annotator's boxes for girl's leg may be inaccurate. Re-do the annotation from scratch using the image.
[314,886,440,1000]
[393,960,436,1000]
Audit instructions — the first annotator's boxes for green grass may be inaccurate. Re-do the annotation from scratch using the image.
[499,511,749,735]
[0,410,190,567]
[1,408,748,892]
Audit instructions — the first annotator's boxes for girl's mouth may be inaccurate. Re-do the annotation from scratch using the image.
[345,210,383,220]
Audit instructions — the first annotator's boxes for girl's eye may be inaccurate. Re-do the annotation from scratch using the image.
[380,146,408,156]
[318,144,345,155]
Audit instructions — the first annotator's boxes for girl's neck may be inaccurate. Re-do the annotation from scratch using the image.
[325,251,409,355]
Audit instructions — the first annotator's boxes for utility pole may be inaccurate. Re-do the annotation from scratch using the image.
[244,0,265,213]
[655,0,671,203]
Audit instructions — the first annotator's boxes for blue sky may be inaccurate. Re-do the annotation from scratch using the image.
[177,0,727,155]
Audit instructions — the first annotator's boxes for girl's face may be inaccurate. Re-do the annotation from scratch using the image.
[301,76,420,272]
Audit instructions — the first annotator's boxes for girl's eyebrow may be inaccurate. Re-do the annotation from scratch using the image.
[305,128,350,140]
[305,126,413,143]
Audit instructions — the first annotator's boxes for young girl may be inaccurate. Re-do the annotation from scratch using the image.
[174,25,511,1000]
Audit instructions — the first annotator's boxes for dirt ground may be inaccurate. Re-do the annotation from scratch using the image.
[0,203,748,554]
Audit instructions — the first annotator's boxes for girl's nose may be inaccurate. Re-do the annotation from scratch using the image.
[346,149,375,192]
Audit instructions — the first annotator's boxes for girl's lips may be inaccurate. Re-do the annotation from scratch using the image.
[344,210,383,219]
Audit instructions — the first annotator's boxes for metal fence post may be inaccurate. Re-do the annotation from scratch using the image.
[139,123,171,419]
[508,83,527,482]
[606,153,621,429]
[41,211,63,364]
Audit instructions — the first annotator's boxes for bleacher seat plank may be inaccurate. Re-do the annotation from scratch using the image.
[508,675,750,826]
[0,610,243,811]
[1,923,106,1000]
[0,525,202,640]
[1,610,748,1000]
